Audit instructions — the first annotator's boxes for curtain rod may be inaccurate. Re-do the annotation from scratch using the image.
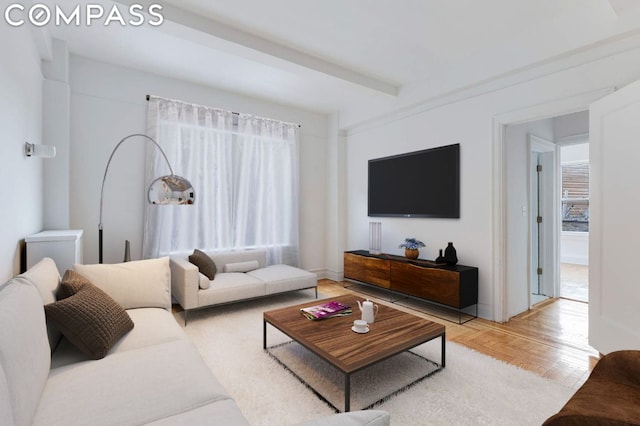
[145,94,301,128]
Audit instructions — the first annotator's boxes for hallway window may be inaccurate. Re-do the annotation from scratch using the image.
[561,160,589,232]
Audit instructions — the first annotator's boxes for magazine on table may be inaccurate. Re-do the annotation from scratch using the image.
[300,301,352,320]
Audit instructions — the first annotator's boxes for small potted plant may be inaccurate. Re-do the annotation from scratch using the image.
[399,237,425,260]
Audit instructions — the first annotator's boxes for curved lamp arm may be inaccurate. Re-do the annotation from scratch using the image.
[98,133,195,263]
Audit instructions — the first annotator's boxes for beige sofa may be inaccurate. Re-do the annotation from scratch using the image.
[1,257,252,426]
[170,249,317,324]
[0,257,388,426]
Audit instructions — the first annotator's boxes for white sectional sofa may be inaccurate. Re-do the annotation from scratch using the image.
[0,256,388,426]
[170,249,317,324]
[1,257,251,426]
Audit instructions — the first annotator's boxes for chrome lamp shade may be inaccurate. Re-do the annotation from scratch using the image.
[149,175,195,205]
[99,134,195,263]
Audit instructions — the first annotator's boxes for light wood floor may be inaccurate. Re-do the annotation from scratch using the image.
[560,263,588,302]
[319,279,600,390]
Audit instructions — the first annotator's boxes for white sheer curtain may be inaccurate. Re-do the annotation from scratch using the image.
[233,114,300,265]
[143,96,300,266]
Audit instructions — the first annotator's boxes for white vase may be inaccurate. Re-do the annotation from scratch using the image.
[369,222,382,254]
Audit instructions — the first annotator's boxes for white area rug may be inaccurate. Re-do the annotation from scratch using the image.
[180,292,574,425]
[268,340,442,412]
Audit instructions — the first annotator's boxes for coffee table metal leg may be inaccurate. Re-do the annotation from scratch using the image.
[263,320,267,350]
[345,373,350,412]
[441,332,446,368]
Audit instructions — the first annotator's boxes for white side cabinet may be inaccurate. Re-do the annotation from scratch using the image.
[26,230,84,272]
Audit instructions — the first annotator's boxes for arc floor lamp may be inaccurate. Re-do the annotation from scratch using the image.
[99,133,195,263]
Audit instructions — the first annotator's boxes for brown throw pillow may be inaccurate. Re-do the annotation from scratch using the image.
[189,249,217,280]
[44,270,134,360]
[56,269,90,300]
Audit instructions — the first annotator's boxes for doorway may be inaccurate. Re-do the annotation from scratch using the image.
[559,140,590,303]
[503,110,590,319]
[492,87,611,323]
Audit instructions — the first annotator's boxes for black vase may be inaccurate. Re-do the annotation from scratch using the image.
[435,249,445,263]
[444,242,457,265]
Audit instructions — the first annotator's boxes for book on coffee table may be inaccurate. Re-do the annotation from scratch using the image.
[300,301,352,320]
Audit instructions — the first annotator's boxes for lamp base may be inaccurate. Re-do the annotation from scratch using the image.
[99,227,103,264]
[123,240,131,262]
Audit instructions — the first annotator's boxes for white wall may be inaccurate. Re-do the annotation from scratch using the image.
[324,114,347,281]
[42,39,71,230]
[0,26,44,281]
[66,56,329,271]
[561,143,589,163]
[553,110,589,140]
[561,232,589,265]
[346,98,493,317]
[343,45,640,320]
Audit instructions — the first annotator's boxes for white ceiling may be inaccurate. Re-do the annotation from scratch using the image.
[43,0,640,128]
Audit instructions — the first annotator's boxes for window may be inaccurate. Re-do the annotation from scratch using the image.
[142,97,300,265]
[561,160,589,232]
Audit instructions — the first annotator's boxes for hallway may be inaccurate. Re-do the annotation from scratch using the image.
[560,263,588,303]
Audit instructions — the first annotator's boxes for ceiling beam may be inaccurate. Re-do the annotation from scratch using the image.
[116,0,398,96]
[608,0,640,15]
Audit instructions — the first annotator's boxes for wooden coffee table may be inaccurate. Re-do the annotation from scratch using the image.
[263,294,445,412]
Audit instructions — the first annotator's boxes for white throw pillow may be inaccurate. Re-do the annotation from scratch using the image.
[223,260,260,273]
[198,272,211,290]
[73,257,171,310]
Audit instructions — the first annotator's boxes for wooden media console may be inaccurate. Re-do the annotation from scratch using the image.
[343,250,478,323]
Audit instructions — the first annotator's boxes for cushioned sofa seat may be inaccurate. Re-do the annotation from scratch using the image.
[34,339,238,426]
[51,307,188,369]
[247,264,317,295]
[146,399,252,425]
[198,272,266,306]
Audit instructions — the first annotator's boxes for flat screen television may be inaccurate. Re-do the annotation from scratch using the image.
[368,143,460,218]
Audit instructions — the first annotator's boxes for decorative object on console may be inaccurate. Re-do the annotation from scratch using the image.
[98,133,195,263]
[405,249,419,259]
[369,222,382,254]
[399,237,425,260]
[435,249,445,264]
[444,242,458,265]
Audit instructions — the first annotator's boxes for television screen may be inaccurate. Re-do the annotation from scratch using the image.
[368,143,460,218]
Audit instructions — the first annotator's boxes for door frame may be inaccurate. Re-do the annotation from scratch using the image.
[491,87,614,322]
[528,134,559,305]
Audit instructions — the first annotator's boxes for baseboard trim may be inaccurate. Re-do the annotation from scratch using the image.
[324,269,343,282]
[308,268,343,282]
